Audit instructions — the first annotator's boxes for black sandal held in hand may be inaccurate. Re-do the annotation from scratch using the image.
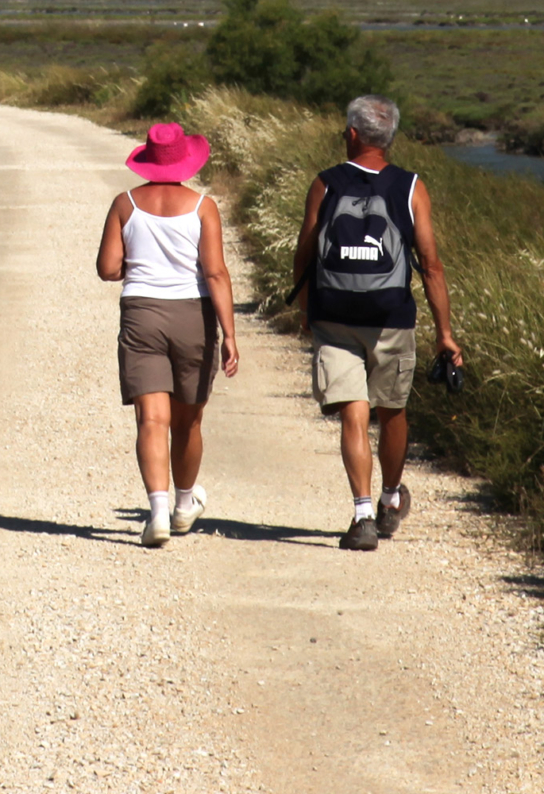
[427,350,464,394]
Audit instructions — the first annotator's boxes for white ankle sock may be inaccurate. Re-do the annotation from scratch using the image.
[149,491,169,520]
[354,496,375,521]
[175,487,193,512]
[380,486,400,509]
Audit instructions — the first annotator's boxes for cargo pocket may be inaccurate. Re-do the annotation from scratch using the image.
[312,348,328,403]
[391,354,416,405]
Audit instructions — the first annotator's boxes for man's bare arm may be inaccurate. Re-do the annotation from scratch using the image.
[293,177,326,314]
[412,179,463,365]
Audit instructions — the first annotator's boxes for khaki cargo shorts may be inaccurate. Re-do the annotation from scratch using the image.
[311,321,416,413]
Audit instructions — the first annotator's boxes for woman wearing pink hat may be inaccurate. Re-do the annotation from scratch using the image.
[97,123,239,547]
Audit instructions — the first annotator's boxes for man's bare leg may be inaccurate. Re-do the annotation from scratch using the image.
[375,406,411,536]
[339,400,373,497]
[338,400,378,550]
[376,406,408,489]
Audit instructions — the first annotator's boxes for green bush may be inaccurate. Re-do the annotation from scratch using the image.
[295,13,394,109]
[206,0,306,97]
[401,103,459,143]
[206,0,394,109]
[502,114,544,156]
[132,44,211,118]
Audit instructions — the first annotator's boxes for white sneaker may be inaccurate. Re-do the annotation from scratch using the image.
[141,513,171,547]
[171,485,207,533]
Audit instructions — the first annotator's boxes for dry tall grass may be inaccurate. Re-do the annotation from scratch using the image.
[0,63,140,118]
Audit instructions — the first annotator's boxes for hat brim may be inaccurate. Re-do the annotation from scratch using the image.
[125,134,210,182]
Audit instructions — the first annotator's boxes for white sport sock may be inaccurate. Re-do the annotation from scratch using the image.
[148,491,169,521]
[380,485,400,509]
[354,496,375,522]
[175,487,193,512]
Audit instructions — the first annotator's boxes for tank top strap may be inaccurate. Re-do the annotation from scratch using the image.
[194,194,205,213]
[126,190,137,209]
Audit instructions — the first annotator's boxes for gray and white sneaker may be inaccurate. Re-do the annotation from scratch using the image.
[171,485,207,534]
[339,517,378,551]
[376,483,411,538]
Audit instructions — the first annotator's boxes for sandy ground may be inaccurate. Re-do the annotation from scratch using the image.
[0,106,543,794]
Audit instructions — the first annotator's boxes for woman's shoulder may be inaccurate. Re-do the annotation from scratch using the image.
[111,189,133,206]
[197,193,219,218]
[108,191,135,227]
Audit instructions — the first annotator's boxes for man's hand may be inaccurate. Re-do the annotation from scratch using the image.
[436,334,463,366]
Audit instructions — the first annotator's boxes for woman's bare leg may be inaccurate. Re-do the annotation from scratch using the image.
[133,392,171,493]
[170,398,206,490]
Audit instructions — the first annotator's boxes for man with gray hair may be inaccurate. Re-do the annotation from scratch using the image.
[293,94,462,551]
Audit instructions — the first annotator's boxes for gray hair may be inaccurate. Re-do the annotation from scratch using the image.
[346,95,400,149]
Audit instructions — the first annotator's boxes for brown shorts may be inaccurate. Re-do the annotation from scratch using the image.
[311,321,416,412]
[118,297,219,406]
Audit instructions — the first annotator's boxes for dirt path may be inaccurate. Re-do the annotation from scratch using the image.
[0,106,543,794]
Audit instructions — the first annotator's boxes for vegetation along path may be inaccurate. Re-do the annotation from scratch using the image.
[0,106,543,794]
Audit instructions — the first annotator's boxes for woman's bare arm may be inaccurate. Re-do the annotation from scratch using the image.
[198,196,239,377]
[96,195,125,282]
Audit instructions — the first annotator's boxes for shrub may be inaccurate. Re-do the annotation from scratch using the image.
[132,44,211,118]
[206,0,394,109]
[295,13,394,109]
[206,0,306,97]
[402,103,459,143]
[501,111,544,156]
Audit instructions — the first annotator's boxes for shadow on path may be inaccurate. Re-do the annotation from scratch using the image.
[117,510,340,548]
[191,518,339,549]
[0,513,141,546]
[0,512,339,549]
[502,574,544,600]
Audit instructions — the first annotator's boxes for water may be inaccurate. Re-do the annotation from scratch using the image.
[442,143,544,182]
[359,21,544,32]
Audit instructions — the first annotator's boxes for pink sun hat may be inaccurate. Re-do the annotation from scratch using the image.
[125,122,210,182]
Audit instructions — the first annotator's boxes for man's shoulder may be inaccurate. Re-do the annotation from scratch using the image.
[318,162,352,185]
[318,161,417,184]
[380,163,418,187]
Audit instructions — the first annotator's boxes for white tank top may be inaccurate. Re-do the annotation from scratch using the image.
[121,191,210,300]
